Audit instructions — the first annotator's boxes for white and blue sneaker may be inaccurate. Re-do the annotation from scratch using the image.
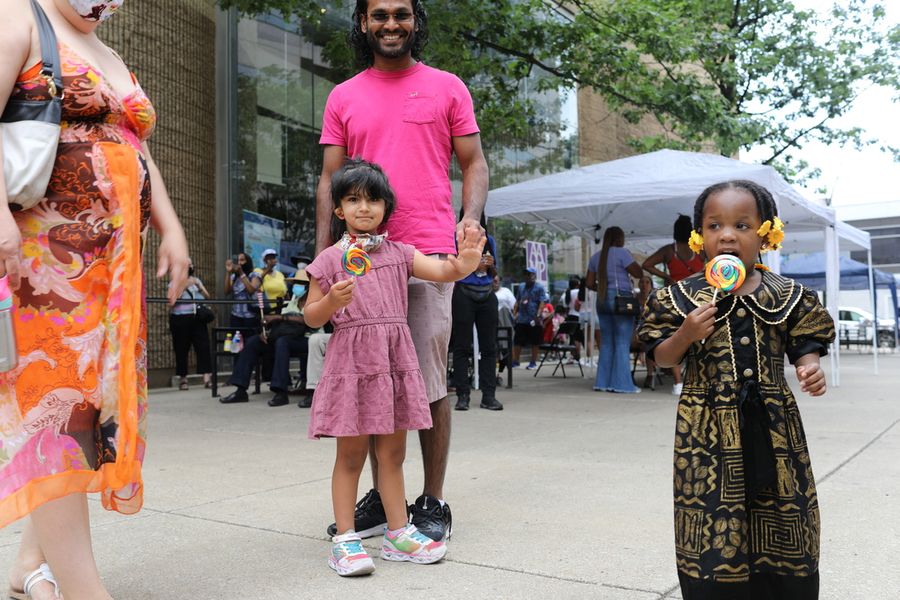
[329,531,375,576]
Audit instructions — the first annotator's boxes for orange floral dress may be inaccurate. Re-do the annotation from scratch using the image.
[0,43,155,526]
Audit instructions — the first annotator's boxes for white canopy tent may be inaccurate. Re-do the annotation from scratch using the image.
[485,150,874,384]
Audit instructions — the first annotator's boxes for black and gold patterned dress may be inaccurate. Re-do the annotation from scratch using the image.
[638,268,835,599]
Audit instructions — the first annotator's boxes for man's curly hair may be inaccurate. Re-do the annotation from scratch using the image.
[350,0,429,66]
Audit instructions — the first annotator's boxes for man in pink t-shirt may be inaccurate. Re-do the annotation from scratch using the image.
[315,0,489,545]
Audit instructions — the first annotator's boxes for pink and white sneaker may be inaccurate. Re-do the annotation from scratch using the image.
[329,531,375,576]
[381,524,447,564]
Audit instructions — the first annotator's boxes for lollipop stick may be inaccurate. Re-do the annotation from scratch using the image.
[702,288,719,345]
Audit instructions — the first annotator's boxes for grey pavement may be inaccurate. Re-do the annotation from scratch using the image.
[3,352,899,599]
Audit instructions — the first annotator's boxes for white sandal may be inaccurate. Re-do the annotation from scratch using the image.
[8,563,61,599]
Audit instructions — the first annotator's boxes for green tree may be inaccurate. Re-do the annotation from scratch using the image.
[218,0,899,182]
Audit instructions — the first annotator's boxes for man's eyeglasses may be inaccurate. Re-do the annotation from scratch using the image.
[368,11,414,24]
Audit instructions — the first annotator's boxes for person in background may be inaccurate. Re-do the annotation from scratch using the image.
[641,215,704,395]
[512,267,548,370]
[169,260,213,390]
[450,233,502,411]
[219,272,310,407]
[224,251,262,334]
[563,276,584,362]
[298,331,331,409]
[255,248,287,312]
[635,274,657,387]
[576,276,601,368]
[493,274,516,316]
[586,226,643,393]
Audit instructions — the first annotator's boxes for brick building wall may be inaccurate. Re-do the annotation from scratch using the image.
[100,0,218,386]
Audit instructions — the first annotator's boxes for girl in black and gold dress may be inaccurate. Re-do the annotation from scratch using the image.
[638,180,835,600]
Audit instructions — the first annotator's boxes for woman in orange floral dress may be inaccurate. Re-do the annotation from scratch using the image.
[0,1,189,598]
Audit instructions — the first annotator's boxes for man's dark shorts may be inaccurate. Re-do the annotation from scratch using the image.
[515,323,543,347]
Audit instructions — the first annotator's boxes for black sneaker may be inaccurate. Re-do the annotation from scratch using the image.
[325,488,387,539]
[454,393,470,411]
[408,494,452,542]
[480,396,503,411]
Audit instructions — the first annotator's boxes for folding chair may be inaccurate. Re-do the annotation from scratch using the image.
[533,320,584,378]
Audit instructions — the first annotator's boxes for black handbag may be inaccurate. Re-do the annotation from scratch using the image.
[612,264,640,316]
[188,288,215,323]
[195,304,215,324]
[613,295,640,316]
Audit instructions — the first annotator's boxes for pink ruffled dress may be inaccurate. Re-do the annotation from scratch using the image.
[306,240,432,438]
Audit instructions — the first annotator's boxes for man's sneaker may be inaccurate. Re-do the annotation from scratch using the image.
[672,383,684,396]
[408,495,452,541]
[381,524,447,564]
[326,489,387,538]
[512,361,521,368]
[525,362,538,370]
[329,531,375,576]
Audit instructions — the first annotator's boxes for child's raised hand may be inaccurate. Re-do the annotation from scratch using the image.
[451,228,487,274]
[328,278,355,308]
[796,363,826,396]
[680,303,717,343]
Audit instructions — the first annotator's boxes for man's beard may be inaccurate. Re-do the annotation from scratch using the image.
[367,28,415,59]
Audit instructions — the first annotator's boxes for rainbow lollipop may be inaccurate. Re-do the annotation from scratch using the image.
[339,246,371,314]
[705,254,746,304]
[342,246,371,278]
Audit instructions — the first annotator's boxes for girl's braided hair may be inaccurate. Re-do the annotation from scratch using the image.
[692,180,777,232]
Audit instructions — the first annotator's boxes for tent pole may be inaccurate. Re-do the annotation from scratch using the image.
[868,247,878,375]
[824,225,840,387]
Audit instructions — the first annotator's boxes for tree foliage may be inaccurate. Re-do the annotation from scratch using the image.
[218,0,899,182]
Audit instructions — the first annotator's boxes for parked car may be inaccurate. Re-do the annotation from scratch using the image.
[837,306,897,348]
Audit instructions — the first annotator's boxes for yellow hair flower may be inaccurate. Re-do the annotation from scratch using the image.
[688,230,704,254]
[758,217,785,252]
[768,227,785,248]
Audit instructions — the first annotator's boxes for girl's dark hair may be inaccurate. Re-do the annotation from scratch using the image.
[692,180,778,233]
[238,252,254,275]
[673,215,693,243]
[351,0,430,67]
[597,226,624,299]
[330,157,396,242]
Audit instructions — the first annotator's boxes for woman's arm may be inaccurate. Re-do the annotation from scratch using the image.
[626,261,643,280]
[143,142,189,305]
[194,278,210,299]
[0,4,36,285]
[642,246,673,284]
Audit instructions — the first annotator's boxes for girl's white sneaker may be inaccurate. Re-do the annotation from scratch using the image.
[329,531,375,576]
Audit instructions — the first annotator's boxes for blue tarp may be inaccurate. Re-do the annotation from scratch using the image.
[782,252,899,339]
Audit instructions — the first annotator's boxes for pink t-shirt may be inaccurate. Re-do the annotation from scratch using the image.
[320,62,480,255]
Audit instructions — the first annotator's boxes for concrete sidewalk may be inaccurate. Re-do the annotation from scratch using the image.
[2,353,898,599]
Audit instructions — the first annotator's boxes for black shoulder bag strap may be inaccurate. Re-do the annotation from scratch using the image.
[1,0,63,124]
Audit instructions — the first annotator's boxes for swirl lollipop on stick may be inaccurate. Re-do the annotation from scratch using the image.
[339,246,371,314]
[705,254,746,305]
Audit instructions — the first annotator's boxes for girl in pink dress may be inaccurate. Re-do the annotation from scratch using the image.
[304,159,484,577]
